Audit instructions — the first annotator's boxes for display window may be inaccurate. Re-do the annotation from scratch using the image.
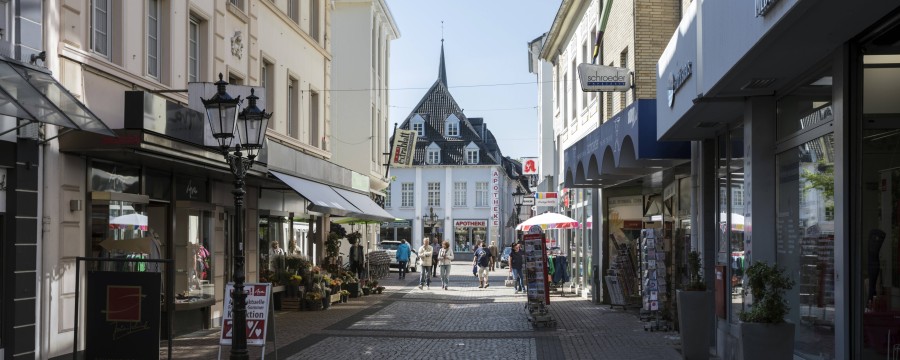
[715,125,745,323]
[453,219,487,253]
[857,49,900,359]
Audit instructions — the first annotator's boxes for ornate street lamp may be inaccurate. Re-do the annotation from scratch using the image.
[427,206,437,239]
[203,73,271,360]
[513,187,530,244]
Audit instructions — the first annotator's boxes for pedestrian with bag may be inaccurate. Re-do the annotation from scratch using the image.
[397,239,411,280]
[473,241,493,288]
[418,238,434,289]
[437,240,454,290]
[509,242,526,293]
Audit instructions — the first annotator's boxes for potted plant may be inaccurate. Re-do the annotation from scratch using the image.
[375,286,385,294]
[676,251,712,360]
[340,290,350,303]
[738,261,795,360]
[303,285,322,310]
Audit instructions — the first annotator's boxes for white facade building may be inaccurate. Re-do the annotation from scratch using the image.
[383,44,525,259]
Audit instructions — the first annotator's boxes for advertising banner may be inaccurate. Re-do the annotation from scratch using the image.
[220,283,271,346]
[85,271,161,359]
[390,129,418,168]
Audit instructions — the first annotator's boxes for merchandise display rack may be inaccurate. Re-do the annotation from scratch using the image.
[640,228,670,331]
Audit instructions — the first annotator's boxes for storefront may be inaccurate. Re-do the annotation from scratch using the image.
[656,1,900,358]
[453,219,488,253]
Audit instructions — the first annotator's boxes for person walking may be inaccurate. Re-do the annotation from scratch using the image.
[473,241,493,288]
[397,239,411,280]
[430,238,440,277]
[418,239,434,289]
[418,238,434,290]
[509,242,526,293]
[488,241,499,271]
[437,240,454,290]
[349,238,365,280]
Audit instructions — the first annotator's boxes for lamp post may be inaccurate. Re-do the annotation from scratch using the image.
[512,189,529,244]
[427,206,437,240]
[203,74,271,360]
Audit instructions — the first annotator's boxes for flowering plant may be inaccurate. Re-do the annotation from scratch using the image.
[289,275,303,285]
[340,290,350,296]
[331,278,343,287]
[305,291,322,300]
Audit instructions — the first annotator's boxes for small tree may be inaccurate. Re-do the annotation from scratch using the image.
[739,261,794,323]
[684,251,706,291]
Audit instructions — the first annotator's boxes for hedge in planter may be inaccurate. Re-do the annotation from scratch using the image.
[739,261,795,360]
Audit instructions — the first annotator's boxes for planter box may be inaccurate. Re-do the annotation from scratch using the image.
[330,294,341,304]
[676,290,712,360]
[740,322,795,360]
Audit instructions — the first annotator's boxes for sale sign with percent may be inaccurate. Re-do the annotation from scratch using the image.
[220,283,271,346]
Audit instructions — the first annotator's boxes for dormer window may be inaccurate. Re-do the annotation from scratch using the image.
[411,114,425,137]
[445,114,460,137]
[427,142,441,164]
[465,142,479,164]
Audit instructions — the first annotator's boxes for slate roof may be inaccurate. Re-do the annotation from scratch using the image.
[393,42,504,166]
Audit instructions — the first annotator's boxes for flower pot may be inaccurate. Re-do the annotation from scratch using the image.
[362,287,371,295]
[305,299,323,311]
[676,290,713,360]
[740,322,795,360]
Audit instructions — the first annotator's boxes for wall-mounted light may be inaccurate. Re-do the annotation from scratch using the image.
[69,199,82,212]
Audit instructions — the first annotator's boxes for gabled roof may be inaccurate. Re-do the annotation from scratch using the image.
[394,42,505,167]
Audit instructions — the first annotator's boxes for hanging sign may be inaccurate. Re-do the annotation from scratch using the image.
[390,129,418,168]
[578,63,631,92]
[522,158,539,175]
[534,192,558,207]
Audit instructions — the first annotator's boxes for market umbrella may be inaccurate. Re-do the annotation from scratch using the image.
[515,212,581,231]
[109,213,149,230]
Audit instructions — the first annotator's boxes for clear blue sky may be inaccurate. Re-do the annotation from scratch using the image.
[386,0,561,160]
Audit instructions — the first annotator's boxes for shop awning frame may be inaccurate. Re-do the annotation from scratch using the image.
[0,55,115,137]
[563,99,690,188]
[269,170,396,222]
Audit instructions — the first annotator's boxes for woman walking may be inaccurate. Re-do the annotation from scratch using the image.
[437,240,454,290]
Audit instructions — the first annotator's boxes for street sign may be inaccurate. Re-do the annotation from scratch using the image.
[220,283,271,346]
[522,197,535,206]
[577,63,631,92]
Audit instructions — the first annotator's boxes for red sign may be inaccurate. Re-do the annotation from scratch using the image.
[522,158,538,175]
[220,283,271,346]
[106,286,142,322]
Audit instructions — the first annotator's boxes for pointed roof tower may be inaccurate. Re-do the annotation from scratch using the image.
[438,39,447,87]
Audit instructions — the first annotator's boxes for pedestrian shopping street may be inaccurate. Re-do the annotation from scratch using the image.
[163,262,682,360]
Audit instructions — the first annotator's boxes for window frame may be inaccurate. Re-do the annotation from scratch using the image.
[401,183,414,208]
[147,0,161,79]
[466,149,479,164]
[427,182,441,207]
[427,149,440,164]
[412,122,424,137]
[476,182,489,207]
[453,182,467,207]
[91,0,111,59]
[188,16,200,83]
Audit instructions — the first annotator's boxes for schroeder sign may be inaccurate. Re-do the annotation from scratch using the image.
[390,129,417,168]
[577,63,631,92]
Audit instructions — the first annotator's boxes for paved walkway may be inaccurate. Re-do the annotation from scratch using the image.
[161,262,683,359]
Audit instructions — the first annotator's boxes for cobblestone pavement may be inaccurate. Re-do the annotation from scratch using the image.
[161,262,683,360]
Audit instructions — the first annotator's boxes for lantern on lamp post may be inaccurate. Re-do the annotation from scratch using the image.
[202,73,271,360]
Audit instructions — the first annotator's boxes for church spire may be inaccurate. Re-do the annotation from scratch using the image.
[438,39,447,87]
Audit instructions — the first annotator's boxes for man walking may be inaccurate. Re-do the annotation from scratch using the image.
[473,241,493,288]
[397,239,411,280]
[509,242,526,293]
[488,241,499,271]
[418,238,434,289]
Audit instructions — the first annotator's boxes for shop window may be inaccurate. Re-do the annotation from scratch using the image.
[91,161,140,193]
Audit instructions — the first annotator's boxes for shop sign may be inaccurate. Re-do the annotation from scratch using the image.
[390,129,418,168]
[522,157,538,175]
[522,197,535,206]
[667,61,693,108]
[535,192,558,207]
[578,63,631,92]
[221,283,271,346]
[176,176,208,202]
[381,220,411,228]
[491,169,500,229]
[454,219,487,228]
[85,271,161,359]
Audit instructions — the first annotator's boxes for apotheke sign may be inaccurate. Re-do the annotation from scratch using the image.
[578,63,631,92]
